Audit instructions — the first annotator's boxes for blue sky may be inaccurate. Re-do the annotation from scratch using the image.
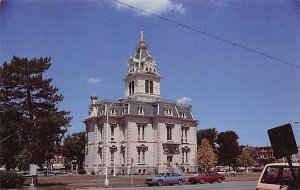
[1,0,300,147]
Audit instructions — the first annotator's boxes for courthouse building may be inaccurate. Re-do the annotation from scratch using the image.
[84,32,198,175]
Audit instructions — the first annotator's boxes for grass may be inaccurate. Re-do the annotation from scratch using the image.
[23,172,261,190]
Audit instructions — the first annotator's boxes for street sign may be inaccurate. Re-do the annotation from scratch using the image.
[267,123,298,159]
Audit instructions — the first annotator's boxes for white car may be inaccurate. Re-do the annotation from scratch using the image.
[256,163,300,190]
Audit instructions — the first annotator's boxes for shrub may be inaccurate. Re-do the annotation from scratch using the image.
[0,170,25,189]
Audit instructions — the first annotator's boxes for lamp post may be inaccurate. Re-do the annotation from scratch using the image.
[104,104,110,186]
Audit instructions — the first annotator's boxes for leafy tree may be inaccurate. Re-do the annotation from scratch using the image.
[63,132,86,170]
[236,147,255,169]
[197,128,218,150]
[216,131,240,169]
[195,138,218,172]
[0,56,72,169]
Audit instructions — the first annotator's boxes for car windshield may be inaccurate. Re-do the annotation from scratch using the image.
[155,173,165,177]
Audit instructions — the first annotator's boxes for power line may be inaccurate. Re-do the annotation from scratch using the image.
[112,0,300,70]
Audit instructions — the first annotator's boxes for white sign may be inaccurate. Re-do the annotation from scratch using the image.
[29,164,37,176]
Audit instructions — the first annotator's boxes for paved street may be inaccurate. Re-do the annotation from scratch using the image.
[93,181,257,190]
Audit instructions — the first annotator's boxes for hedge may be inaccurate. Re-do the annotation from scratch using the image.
[0,170,25,189]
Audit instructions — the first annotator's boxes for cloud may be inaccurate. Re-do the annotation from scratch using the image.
[87,77,101,84]
[176,97,192,105]
[112,0,186,16]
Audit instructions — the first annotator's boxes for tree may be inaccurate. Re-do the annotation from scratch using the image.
[195,138,218,172]
[0,56,72,170]
[236,147,255,170]
[63,132,86,170]
[216,131,240,169]
[197,128,218,150]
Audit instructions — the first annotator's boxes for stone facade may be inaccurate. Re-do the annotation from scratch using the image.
[84,32,198,175]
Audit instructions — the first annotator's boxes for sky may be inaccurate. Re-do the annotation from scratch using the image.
[1,0,300,147]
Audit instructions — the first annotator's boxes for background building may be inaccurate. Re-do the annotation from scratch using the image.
[84,32,198,175]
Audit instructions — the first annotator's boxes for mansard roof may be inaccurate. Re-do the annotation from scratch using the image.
[92,98,196,121]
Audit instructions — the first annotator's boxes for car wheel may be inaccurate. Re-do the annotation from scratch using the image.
[178,179,183,185]
[217,178,222,183]
[200,179,205,184]
[157,180,163,186]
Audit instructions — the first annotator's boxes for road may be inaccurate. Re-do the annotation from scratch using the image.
[96,181,257,190]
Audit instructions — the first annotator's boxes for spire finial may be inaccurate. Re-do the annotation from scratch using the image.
[140,31,144,42]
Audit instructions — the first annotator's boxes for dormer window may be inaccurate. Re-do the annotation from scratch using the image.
[179,111,186,118]
[99,106,105,115]
[110,107,116,115]
[138,106,144,115]
[122,105,128,114]
[164,106,173,115]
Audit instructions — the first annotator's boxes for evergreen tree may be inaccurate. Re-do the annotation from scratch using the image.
[195,138,218,172]
[63,132,86,170]
[216,131,240,169]
[0,56,72,169]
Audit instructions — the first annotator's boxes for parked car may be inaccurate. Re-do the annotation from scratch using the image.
[145,172,185,186]
[188,172,225,184]
[256,163,300,190]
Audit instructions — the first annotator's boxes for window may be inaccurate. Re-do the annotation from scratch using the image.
[138,149,141,163]
[138,124,145,141]
[122,105,128,114]
[99,128,103,142]
[181,128,188,143]
[98,107,105,115]
[164,106,172,115]
[129,81,135,95]
[111,150,114,162]
[122,150,125,164]
[110,107,116,115]
[167,125,172,140]
[145,80,154,94]
[182,149,189,163]
[138,106,144,115]
[111,126,114,141]
[186,152,188,163]
[137,147,147,164]
[260,166,300,186]
[179,111,186,118]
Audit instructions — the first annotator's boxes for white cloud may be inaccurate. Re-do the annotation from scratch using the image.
[112,0,186,16]
[88,77,101,83]
[176,97,192,105]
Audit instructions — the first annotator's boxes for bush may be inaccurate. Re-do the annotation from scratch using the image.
[0,170,25,189]
[78,169,86,175]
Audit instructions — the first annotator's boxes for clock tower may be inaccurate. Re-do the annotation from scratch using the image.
[124,31,161,102]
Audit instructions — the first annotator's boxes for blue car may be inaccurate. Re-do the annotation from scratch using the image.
[145,172,185,186]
